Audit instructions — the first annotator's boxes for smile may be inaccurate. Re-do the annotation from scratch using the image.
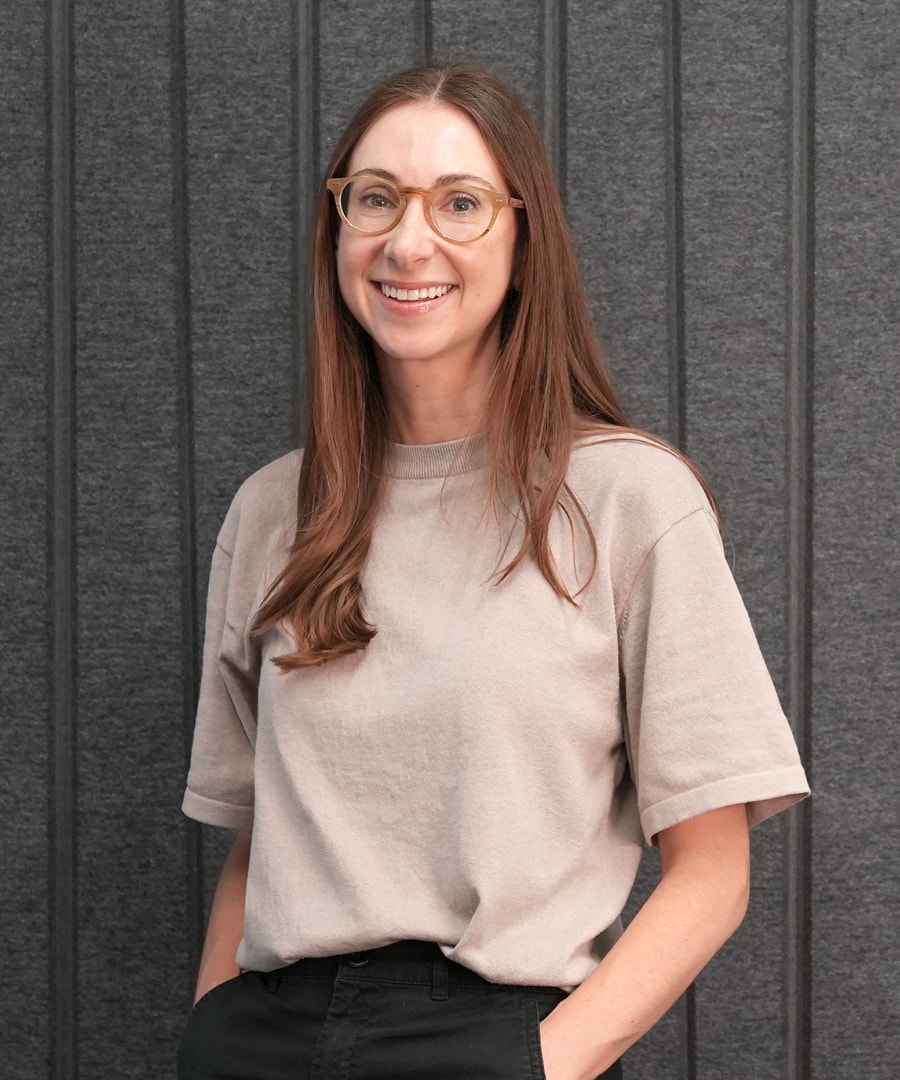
[379,283,455,301]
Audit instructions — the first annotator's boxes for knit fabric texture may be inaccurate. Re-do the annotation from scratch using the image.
[183,434,809,987]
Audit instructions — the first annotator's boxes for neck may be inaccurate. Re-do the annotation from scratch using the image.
[376,348,494,445]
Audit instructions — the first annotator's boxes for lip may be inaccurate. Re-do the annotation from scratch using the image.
[372,281,457,316]
[378,280,455,291]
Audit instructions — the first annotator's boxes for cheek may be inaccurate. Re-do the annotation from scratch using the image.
[482,229,516,291]
[472,244,515,306]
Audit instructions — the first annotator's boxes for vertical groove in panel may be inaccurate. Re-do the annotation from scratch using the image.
[684,982,696,1080]
[540,0,567,199]
[662,0,686,452]
[663,4,691,1075]
[292,0,320,442]
[169,0,203,990]
[48,0,77,1076]
[417,0,433,64]
[785,0,814,1076]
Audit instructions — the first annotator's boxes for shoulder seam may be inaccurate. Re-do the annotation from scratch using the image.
[616,506,715,635]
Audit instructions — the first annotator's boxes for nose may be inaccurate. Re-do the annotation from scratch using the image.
[383,193,436,265]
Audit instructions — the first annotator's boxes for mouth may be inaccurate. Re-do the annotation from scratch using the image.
[378,283,456,301]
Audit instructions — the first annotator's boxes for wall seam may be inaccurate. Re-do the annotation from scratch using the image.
[541,0,567,200]
[785,0,815,1076]
[663,2,692,1074]
[169,0,203,994]
[418,0,433,63]
[292,0,320,444]
[47,0,77,1075]
[663,0,687,453]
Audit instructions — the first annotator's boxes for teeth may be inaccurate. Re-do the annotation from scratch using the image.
[380,283,452,300]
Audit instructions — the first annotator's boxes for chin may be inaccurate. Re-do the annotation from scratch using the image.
[375,339,455,366]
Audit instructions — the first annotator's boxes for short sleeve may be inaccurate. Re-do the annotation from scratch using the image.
[618,506,809,843]
[181,532,259,830]
[181,450,300,830]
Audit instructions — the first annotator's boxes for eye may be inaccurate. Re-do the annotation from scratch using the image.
[358,185,399,210]
[441,190,481,215]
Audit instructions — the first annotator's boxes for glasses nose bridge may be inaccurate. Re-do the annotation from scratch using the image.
[391,185,438,239]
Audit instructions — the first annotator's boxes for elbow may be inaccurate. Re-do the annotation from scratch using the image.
[657,803,752,944]
[718,839,752,940]
[726,864,751,938]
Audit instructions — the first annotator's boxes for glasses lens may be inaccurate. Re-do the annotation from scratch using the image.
[340,177,401,233]
[431,186,494,241]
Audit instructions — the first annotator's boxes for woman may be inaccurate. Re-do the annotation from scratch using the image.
[178,64,808,1080]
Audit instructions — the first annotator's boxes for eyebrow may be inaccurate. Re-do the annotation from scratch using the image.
[351,167,499,189]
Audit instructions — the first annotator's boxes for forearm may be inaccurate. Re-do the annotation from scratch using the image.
[540,804,750,1080]
[194,827,252,1003]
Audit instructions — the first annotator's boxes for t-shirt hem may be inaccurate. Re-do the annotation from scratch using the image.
[182,787,254,829]
[640,766,810,844]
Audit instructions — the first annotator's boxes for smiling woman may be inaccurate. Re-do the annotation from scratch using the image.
[177,64,808,1080]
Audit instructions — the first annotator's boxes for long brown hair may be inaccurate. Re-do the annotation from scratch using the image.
[253,64,718,669]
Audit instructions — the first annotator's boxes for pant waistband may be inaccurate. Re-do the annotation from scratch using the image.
[277,940,486,989]
[266,940,561,1000]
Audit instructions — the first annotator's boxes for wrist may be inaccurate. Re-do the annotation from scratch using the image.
[539,1009,619,1080]
[194,953,241,1004]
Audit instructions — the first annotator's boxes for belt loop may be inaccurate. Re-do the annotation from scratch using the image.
[264,968,281,993]
[431,952,450,1001]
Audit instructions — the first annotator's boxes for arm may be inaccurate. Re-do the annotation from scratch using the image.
[539,803,751,1080]
[193,827,252,1004]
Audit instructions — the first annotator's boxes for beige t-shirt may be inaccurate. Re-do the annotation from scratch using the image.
[183,434,809,987]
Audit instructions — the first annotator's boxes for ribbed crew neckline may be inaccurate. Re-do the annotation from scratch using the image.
[386,433,489,480]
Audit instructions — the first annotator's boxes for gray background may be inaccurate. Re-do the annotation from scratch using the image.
[2,0,897,1077]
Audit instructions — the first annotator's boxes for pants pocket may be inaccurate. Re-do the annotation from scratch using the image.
[188,974,243,1019]
[523,992,566,1080]
[523,993,624,1080]
[177,974,245,1080]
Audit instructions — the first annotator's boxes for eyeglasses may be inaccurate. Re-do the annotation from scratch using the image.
[326,175,525,244]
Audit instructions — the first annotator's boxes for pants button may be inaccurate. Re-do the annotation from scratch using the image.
[346,952,369,968]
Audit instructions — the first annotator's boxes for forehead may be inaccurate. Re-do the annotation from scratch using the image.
[346,102,505,187]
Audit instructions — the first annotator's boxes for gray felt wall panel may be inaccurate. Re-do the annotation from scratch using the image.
[3,0,898,1075]
[430,0,541,120]
[679,4,792,1077]
[317,1,421,170]
[0,2,50,1076]
[569,4,682,1074]
[72,3,190,1074]
[186,0,296,561]
[568,0,671,438]
[812,2,900,1075]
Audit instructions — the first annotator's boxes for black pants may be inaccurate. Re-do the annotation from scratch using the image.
[177,940,623,1079]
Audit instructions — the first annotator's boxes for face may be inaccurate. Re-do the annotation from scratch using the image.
[336,102,518,386]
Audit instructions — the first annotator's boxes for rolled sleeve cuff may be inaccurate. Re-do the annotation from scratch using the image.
[182,787,254,829]
[640,765,810,844]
